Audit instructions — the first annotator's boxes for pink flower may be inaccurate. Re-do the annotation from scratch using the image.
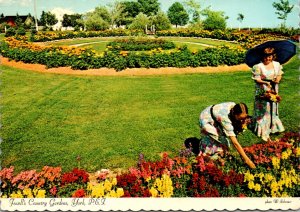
[50,186,57,196]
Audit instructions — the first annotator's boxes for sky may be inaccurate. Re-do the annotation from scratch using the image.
[0,0,298,28]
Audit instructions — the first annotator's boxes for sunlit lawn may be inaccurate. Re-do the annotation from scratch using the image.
[0,55,298,173]
[45,36,238,53]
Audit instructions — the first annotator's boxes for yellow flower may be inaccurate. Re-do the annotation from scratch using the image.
[281,192,289,197]
[244,170,255,182]
[254,183,261,191]
[248,181,255,189]
[255,173,265,183]
[150,174,173,197]
[281,149,292,160]
[272,157,280,169]
[36,190,46,198]
[23,188,33,198]
[116,188,124,197]
[104,179,113,191]
[296,147,300,157]
[111,177,117,186]
[270,180,279,193]
[10,191,23,198]
[149,187,158,197]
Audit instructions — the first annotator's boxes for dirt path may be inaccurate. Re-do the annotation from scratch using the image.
[0,57,250,76]
[72,41,212,47]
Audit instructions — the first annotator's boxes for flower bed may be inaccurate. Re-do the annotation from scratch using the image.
[0,37,245,71]
[1,132,299,198]
[30,29,142,42]
[106,37,176,51]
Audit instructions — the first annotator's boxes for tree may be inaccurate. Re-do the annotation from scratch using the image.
[272,0,294,28]
[128,12,150,31]
[167,2,189,28]
[184,0,201,24]
[62,14,83,28]
[152,10,172,31]
[107,1,126,28]
[138,0,160,16]
[237,13,244,30]
[15,13,23,27]
[80,7,110,31]
[202,8,227,30]
[117,1,141,26]
[39,11,58,29]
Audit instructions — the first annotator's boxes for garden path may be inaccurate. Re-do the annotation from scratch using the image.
[72,41,212,48]
[1,57,250,76]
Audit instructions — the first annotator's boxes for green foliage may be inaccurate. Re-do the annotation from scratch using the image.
[39,11,58,27]
[183,0,202,24]
[5,27,16,37]
[138,0,160,16]
[16,27,26,36]
[62,14,83,28]
[82,7,110,31]
[117,1,141,26]
[128,13,150,31]
[106,37,176,51]
[272,0,294,27]
[167,2,189,27]
[202,9,227,30]
[152,11,172,31]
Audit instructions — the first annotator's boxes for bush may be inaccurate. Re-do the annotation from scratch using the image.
[106,37,176,51]
[16,27,26,36]
[5,27,16,37]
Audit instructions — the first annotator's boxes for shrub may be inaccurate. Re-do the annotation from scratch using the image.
[5,27,16,37]
[106,37,176,51]
[16,27,26,36]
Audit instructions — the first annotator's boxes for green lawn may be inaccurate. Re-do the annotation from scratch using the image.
[45,36,238,53]
[0,56,299,173]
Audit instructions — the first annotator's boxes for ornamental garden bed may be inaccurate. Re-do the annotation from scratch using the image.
[0,132,299,198]
[0,36,246,71]
[0,29,293,71]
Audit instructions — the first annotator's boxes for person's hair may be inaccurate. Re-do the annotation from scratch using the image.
[229,103,249,135]
[231,103,248,116]
[263,47,277,60]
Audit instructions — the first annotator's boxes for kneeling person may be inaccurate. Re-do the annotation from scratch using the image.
[199,102,256,169]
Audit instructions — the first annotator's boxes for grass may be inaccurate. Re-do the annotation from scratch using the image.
[44,36,238,53]
[0,54,299,173]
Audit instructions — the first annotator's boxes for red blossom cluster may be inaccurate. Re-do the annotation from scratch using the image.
[61,168,89,186]
[116,173,151,197]
[188,155,244,197]
[72,189,86,198]
[244,141,293,164]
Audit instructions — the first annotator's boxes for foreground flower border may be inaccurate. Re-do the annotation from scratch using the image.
[0,132,299,198]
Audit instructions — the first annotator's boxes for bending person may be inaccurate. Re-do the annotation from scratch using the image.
[199,102,256,169]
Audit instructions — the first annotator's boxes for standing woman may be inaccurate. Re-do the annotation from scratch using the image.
[252,47,285,142]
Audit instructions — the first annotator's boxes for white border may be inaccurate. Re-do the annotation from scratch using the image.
[1,197,300,211]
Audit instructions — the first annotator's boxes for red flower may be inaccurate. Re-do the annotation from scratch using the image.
[61,168,89,186]
[72,189,85,198]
